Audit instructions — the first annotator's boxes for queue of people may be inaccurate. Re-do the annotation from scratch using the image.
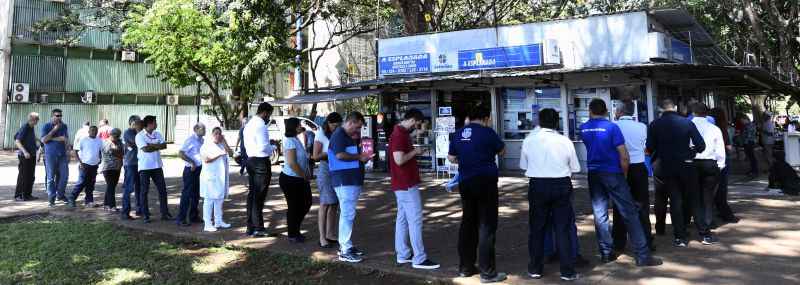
[14,99,750,282]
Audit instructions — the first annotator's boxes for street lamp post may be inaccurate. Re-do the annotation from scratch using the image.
[195,75,203,123]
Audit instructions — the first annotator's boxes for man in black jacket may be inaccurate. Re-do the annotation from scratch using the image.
[647,99,705,247]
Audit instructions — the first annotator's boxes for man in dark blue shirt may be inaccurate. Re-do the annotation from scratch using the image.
[40,109,70,206]
[448,107,507,283]
[580,99,662,267]
[121,115,143,220]
[14,112,40,201]
[329,111,371,263]
[647,99,705,247]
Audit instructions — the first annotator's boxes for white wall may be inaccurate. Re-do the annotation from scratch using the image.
[0,0,14,138]
[378,11,650,72]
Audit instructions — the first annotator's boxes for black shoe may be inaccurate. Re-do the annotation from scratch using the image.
[480,272,507,284]
[701,235,719,245]
[458,268,479,278]
[636,257,663,267]
[288,236,305,243]
[319,242,335,249]
[673,238,688,247]
[25,195,39,200]
[14,197,25,202]
[326,238,339,245]
[560,274,580,281]
[349,247,364,256]
[162,213,173,220]
[177,221,191,227]
[527,272,542,279]
[600,254,618,264]
[412,259,440,270]
[723,217,740,224]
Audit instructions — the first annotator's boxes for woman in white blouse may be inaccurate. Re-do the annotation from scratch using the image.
[200,127,233,232]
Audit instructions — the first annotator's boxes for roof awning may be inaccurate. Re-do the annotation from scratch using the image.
[270,89,380,105]
[337,63,799,97]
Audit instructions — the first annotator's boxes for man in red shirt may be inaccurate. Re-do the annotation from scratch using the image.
[388,109,439,270]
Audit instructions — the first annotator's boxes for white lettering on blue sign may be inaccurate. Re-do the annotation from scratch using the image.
[379,53,431,75]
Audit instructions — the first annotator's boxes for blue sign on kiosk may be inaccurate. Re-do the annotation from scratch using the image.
[379,54,431,75]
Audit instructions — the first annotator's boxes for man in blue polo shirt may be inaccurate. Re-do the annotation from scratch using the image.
[41,109,70,206]
[329,111,372,263]
[448,107,507,284]
[579,99,661,267]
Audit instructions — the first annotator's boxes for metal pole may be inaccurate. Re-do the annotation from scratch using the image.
[196,81,200,123]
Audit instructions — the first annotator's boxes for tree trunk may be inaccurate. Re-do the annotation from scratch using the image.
[392,0,428,35]
[743,0,772,67]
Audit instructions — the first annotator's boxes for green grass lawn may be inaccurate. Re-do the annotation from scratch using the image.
[0,216,439,285]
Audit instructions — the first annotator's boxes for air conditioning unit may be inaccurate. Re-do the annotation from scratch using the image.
[11,83,30,103]
[647,32,671,61]
[121,50,136,62]
[542,39,561,65]
[166,95,180,106]
[81,91,95,104]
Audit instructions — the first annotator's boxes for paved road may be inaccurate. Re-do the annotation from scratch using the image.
[1,151,798,284]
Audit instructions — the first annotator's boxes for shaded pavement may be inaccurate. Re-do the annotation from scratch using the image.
[1,150,799,284]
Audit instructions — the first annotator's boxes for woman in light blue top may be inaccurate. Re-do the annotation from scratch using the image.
[279,118,313,243]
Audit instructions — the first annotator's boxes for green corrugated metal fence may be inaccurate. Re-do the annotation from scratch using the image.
[4,103,175,148]
[64,58,204,95]
[13,0,119,50]
[10,55,65,92]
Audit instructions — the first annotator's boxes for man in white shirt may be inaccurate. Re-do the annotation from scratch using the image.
[135,115,171,224]
[242,102,274,237]
[690,103,726,245]
[73,121,91,147]
[69,126,103,208]
[519,109,581,281]
[611,102,654,253]
[176,123,206,226]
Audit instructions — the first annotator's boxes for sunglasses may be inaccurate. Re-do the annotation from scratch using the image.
[53,114,62,117]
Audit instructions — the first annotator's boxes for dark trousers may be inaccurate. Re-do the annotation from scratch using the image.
[176,166,202,224]
[121,165,142,216]
[528,177,576,277]
[458,175,499,279]
[654,161,697,240]
[246,157,272,233]
[612,163,653,249]
[139,168,170,219]
[279,173,313,238]
[744,143,758,174]
[103,170,121,208]
[714,164,737,220]
[71,163,99,204]
[694,160,720,236]
[15,156,36,199]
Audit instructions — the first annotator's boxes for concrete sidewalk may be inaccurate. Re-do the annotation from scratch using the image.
[1,152,799,284]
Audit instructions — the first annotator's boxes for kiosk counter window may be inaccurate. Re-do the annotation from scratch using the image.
[568,85,648,141]
[501,87,563,140]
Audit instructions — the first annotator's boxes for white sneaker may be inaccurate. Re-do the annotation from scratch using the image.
[215,222,231,229]
[203,226,218,232]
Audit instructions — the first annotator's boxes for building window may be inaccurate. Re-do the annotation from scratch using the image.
[502,87,562,140]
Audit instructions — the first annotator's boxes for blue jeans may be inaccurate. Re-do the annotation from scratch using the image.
[121,165,142,216]
[176,166,202,224]
[394,186,428,264]
[44,153,69,201]
[528,177,576,276]
[588,172,650,261]
[71,163,99,204]
[139,168,170,219]
[334,185,362,254]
